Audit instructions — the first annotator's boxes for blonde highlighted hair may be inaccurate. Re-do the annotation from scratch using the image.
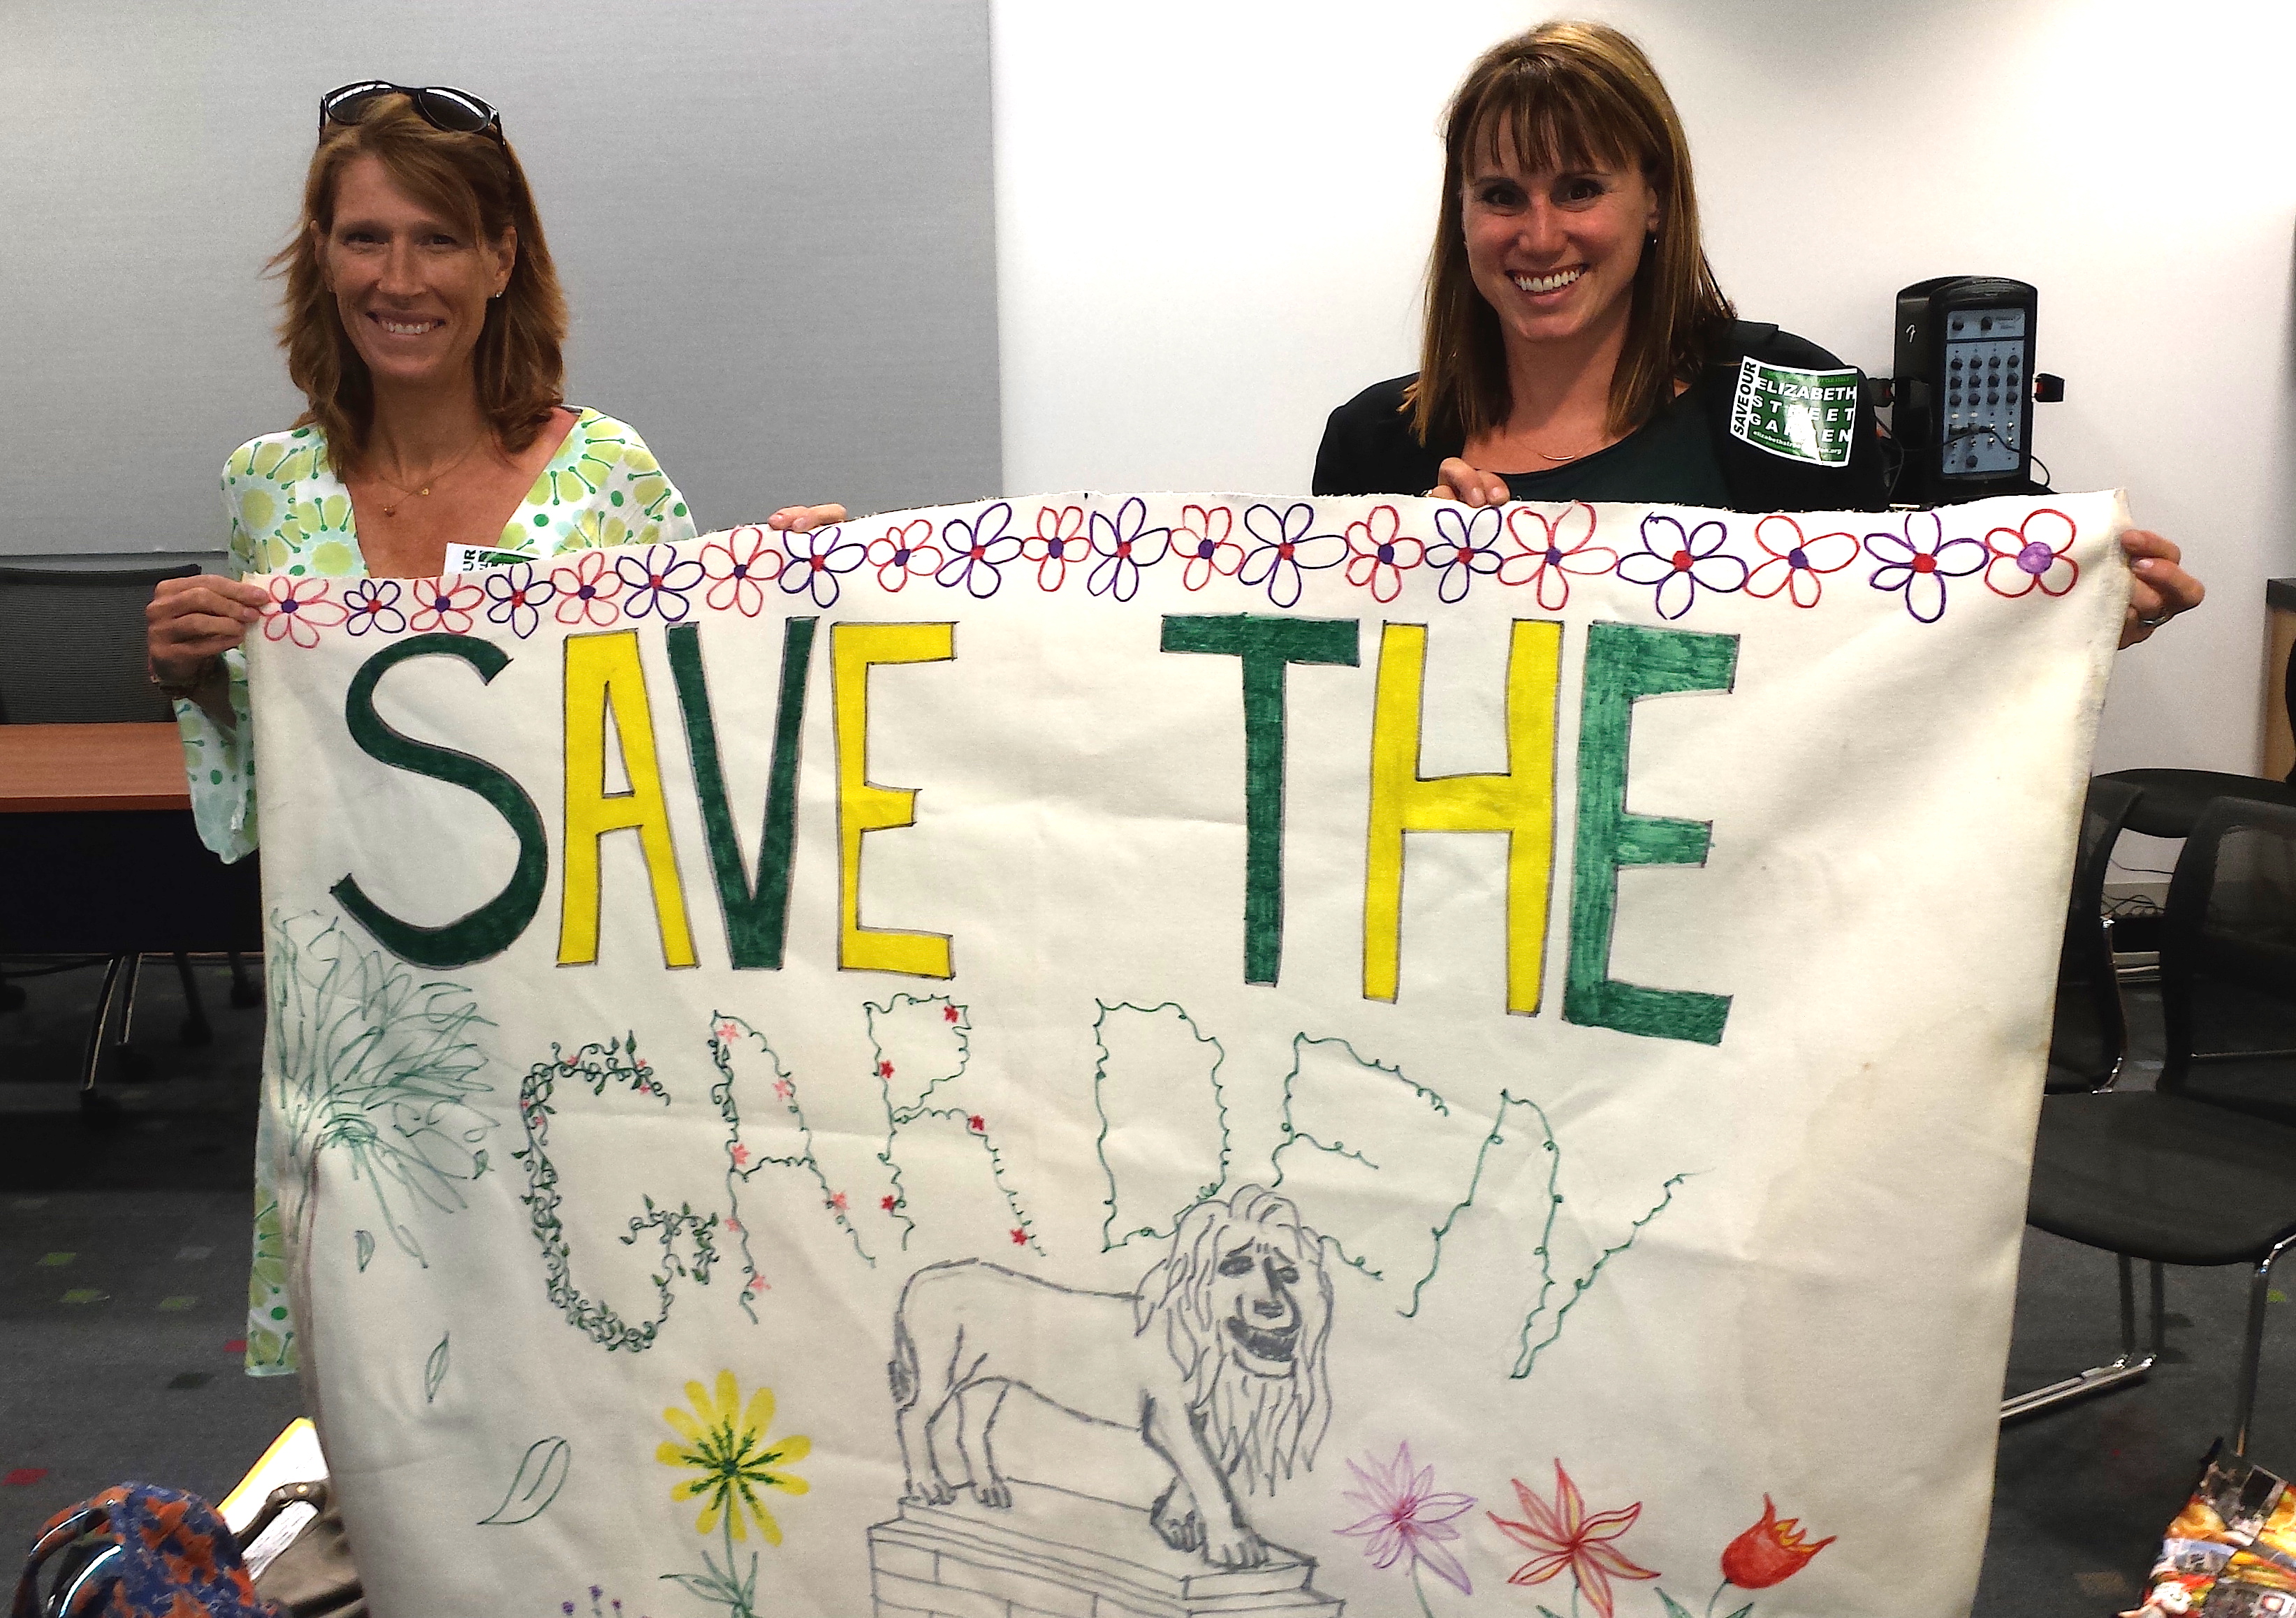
[270,94,566,474]
[1409,20,1734,446]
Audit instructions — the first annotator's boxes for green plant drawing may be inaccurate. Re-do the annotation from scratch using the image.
[263,909,495,1267]
[705,1013,873,1321]
[511,1036,718,1353]
[423,1333,449,1404]
[1406,1089,1690,1378]
[870,994,1040,1254]
[1091,999,1230,1251]
[478,1435,569,1525]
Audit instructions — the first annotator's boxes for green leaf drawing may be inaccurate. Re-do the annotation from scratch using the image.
[354,1230,374,1272]
[1725,1605,1755,1618]
[478,1436,569,1524]
[1657,1592,1697,1618]
[423,1334,449,1404]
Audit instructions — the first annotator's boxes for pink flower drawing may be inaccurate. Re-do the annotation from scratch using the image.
[1336,1441,1475,1604]
[261,577,349,648]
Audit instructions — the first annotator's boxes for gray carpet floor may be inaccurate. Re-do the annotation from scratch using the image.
[1,954,2290,1614]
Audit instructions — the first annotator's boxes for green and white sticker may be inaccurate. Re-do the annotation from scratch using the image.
[1729,357,1859,467]
[443,542,538,574]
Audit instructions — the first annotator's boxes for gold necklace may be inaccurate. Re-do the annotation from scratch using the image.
[372,434,488,517]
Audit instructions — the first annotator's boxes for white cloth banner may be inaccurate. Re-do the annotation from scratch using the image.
[247,490,2129,1618]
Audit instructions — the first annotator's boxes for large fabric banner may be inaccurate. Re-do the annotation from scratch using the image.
[246,490,2127,1618]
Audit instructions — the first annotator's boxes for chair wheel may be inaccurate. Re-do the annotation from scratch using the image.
[179,1016,214,1047]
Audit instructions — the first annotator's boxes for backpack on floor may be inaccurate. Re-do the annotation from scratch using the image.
[11,1483,281,1618]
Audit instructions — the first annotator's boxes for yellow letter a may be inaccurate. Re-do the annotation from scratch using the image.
[559,630,698,969]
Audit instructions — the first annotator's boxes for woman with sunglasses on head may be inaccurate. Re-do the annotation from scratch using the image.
[147,82,842,872]
[1312,22,2200,647]
[143,84,840,1382]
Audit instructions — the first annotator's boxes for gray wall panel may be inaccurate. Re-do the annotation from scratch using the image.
[0,0,1000,554]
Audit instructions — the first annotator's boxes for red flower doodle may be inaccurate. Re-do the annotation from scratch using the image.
[1009,1228,1028,1245]
[714,1020,740,1042]
[878,1059,895,1078]
[880,1194,897,1212]
[829,1191,849,1212]
[1718,1495,1834,1590]
[868,518,943,594]
[1983,506,2079,599]
[1743,513,1858,608]
[1497,502,1614,610]
[1342,504,1426,603]
[407,577,483,635]
[967,1115,986,1134]
[943,1006,960,1024]
[1489,1462,1659,1618]
[1176,503,1243,591]
[551,548,624,627]
[772,1079,793,1101]
[261,577,349,648]
[747,1276,766,1293]
[730,1143,750,1168]
[701,527,781,617]
[1023,504,1087,591]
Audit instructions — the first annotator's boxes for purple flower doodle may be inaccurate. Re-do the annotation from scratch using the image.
[482,563,554,639]
[1337,1442,1476,1605]
[615,544,705,623]
[1086,496,1173,601]
[1238,501,1345,609]
[1427,505,1505,603]
[778,523,870,608]
[1865,510,1985,624]
[1616,513,1746,620]
[342,577,407,638]
[935,501,1022,599]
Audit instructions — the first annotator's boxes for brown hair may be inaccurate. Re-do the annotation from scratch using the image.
[1408,20,1734,446]
[270,95,566,473]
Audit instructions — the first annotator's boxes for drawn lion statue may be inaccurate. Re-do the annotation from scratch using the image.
[889,1184,1333,1567]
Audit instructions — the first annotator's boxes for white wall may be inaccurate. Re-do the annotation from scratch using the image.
[1,0,1001,556]
[990,0,2296,778]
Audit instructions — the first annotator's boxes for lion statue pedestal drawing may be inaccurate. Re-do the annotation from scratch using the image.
[867,1482,1342,1618]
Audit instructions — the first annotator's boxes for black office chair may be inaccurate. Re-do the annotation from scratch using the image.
[2096,637,2296,839]
[2043,777,2142,1094]
[2012,797,2296,1455]
[0,561,259,1095]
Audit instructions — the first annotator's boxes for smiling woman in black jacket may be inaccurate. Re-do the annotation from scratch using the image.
[1311,20,2199,647]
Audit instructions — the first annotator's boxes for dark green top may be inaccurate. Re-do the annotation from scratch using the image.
[1498,390,1730,506]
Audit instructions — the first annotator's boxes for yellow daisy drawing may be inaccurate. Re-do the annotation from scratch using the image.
[657,1371,810,1545]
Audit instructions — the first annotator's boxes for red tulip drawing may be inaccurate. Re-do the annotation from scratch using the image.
[1720,1495,1834,1590]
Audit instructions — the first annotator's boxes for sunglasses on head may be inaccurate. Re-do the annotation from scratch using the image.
[319,81,504,143]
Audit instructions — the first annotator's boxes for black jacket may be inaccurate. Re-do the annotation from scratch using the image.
[1312,320,1888,513]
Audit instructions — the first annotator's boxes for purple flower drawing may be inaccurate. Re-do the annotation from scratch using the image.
[1427,504,1505,603]
[483,563,554,639]
[1086,495,1173,601]
[1616,513,1746,620]
[778,523,870,609]
[936,501,1022,599]
[1864,510,1986,624]
[616,544,705,623]
[1238,501,1345,609]
[342,577,407,638]
[1337,1442,1475,1612]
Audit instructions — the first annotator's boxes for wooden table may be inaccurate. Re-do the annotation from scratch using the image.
[0,722,192,812]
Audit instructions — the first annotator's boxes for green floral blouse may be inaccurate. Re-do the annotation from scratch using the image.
[179,408,693,1375]
[179,408,694,865]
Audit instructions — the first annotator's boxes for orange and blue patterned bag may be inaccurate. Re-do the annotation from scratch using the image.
[10,1483,281,1618]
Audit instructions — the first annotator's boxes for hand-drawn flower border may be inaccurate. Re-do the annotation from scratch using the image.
[252,502,2084,647]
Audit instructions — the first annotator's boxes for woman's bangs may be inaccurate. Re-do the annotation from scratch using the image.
[1466,66,1639,179]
